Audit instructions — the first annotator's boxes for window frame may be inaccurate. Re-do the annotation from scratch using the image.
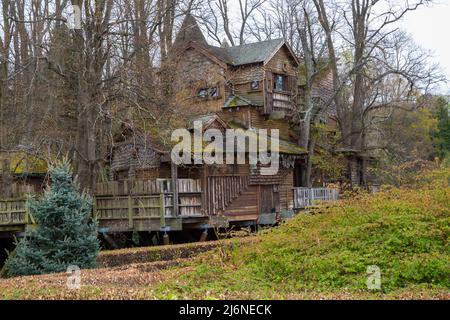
[197,86,220,100]
[250,80,260,91]
[273,73,290,93]
[209,86,219,98]
[197,88,209,99]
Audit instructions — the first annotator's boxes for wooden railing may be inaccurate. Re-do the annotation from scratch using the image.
[0,179,203,229]
[0,199,29,226]
[95,179,202,218]
[206,176,249,215]
[293,187,339,209]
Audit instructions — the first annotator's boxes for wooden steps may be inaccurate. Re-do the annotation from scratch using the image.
[206,176,250,215]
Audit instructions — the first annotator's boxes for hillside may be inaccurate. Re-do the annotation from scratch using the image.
[0,169,449,300]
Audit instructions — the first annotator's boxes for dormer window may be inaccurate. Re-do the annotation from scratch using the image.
[274,74,287,91]
[198,86,220,99]
[250,80,260,91]
[198,88,208,98]
[209,87,219,98]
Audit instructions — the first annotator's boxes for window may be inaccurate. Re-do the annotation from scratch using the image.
[198,86,219,99]
[250,80,260,91]
[209,86,219,98]
[197,88,208,98]
[274,74,286,91]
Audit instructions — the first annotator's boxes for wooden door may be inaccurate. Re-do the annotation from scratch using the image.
[260,185,280,214]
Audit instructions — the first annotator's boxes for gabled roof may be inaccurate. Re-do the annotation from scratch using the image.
[187,113,230,131]
[224,94,252,108]
[174,14,299,68]
[227,122,307,155]
[223,94,264,108]
[207,39,299,67]
[0,151,47,175]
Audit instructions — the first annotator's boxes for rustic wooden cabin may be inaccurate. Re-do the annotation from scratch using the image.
[0,15,345,243]
[108,14,310,228]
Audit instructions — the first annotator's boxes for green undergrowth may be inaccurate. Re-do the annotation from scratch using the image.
[154,168,449,299]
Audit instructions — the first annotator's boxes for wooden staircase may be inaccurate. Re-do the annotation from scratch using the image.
[206,176,250,215]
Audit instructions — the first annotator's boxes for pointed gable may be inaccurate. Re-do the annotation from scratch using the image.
[173,13,208,49]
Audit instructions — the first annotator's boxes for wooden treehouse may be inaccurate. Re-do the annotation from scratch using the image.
[0,14,341,241]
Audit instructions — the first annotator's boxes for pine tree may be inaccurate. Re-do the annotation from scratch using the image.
[5,161,99,276]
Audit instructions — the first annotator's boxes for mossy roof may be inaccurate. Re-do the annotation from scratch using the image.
[0,152,48,175]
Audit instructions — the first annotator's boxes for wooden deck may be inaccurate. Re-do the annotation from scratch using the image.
[95,179,206,232]
[0,179,211,234]
[0,199,33,233]
[0,180,339,235]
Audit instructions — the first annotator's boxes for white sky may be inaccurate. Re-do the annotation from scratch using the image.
[401,0,450,94]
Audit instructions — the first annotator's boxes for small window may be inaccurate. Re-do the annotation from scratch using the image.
[274,74,286,91]
[250,80,260,90]
[209,86,219,98]
[197,88,208,98]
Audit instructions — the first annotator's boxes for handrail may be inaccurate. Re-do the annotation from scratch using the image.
[293,187,339,209]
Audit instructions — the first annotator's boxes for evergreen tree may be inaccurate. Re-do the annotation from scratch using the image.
[5,161,99,277]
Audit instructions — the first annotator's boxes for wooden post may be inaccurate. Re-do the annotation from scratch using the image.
[24,201,29,225]
[103,233,119,249]
[7,201,11,224]
[163,232,170,245]
[199,229,208,242]
[201,166,207,215]
[160,193,165,228]
[128,195,133,229]
[171,162,179,217]
[92,196,97,220]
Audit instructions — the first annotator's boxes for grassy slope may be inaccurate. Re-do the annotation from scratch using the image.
[153,169,449,299]
[0,169,449,299]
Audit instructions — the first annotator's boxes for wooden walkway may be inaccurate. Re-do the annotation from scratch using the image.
[0,179,210,234]
[0,180,339,235]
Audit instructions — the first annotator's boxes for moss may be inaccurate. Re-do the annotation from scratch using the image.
[0,152,48,175]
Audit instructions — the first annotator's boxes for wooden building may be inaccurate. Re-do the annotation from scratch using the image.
[108,14,308,227]
[0,150,47,198]
[0,15,345,241]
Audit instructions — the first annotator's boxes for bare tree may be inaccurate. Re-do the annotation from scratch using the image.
[198,0,266,46]
[312,0,444,185]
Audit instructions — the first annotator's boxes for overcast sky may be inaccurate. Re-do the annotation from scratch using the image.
[401,1,450,94]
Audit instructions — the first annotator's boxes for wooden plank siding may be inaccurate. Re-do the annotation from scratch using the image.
[0,199,27,226]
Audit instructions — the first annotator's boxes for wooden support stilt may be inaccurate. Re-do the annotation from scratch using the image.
[199,229,208,242]
[163,232,170,245]
[102,233,119,249]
